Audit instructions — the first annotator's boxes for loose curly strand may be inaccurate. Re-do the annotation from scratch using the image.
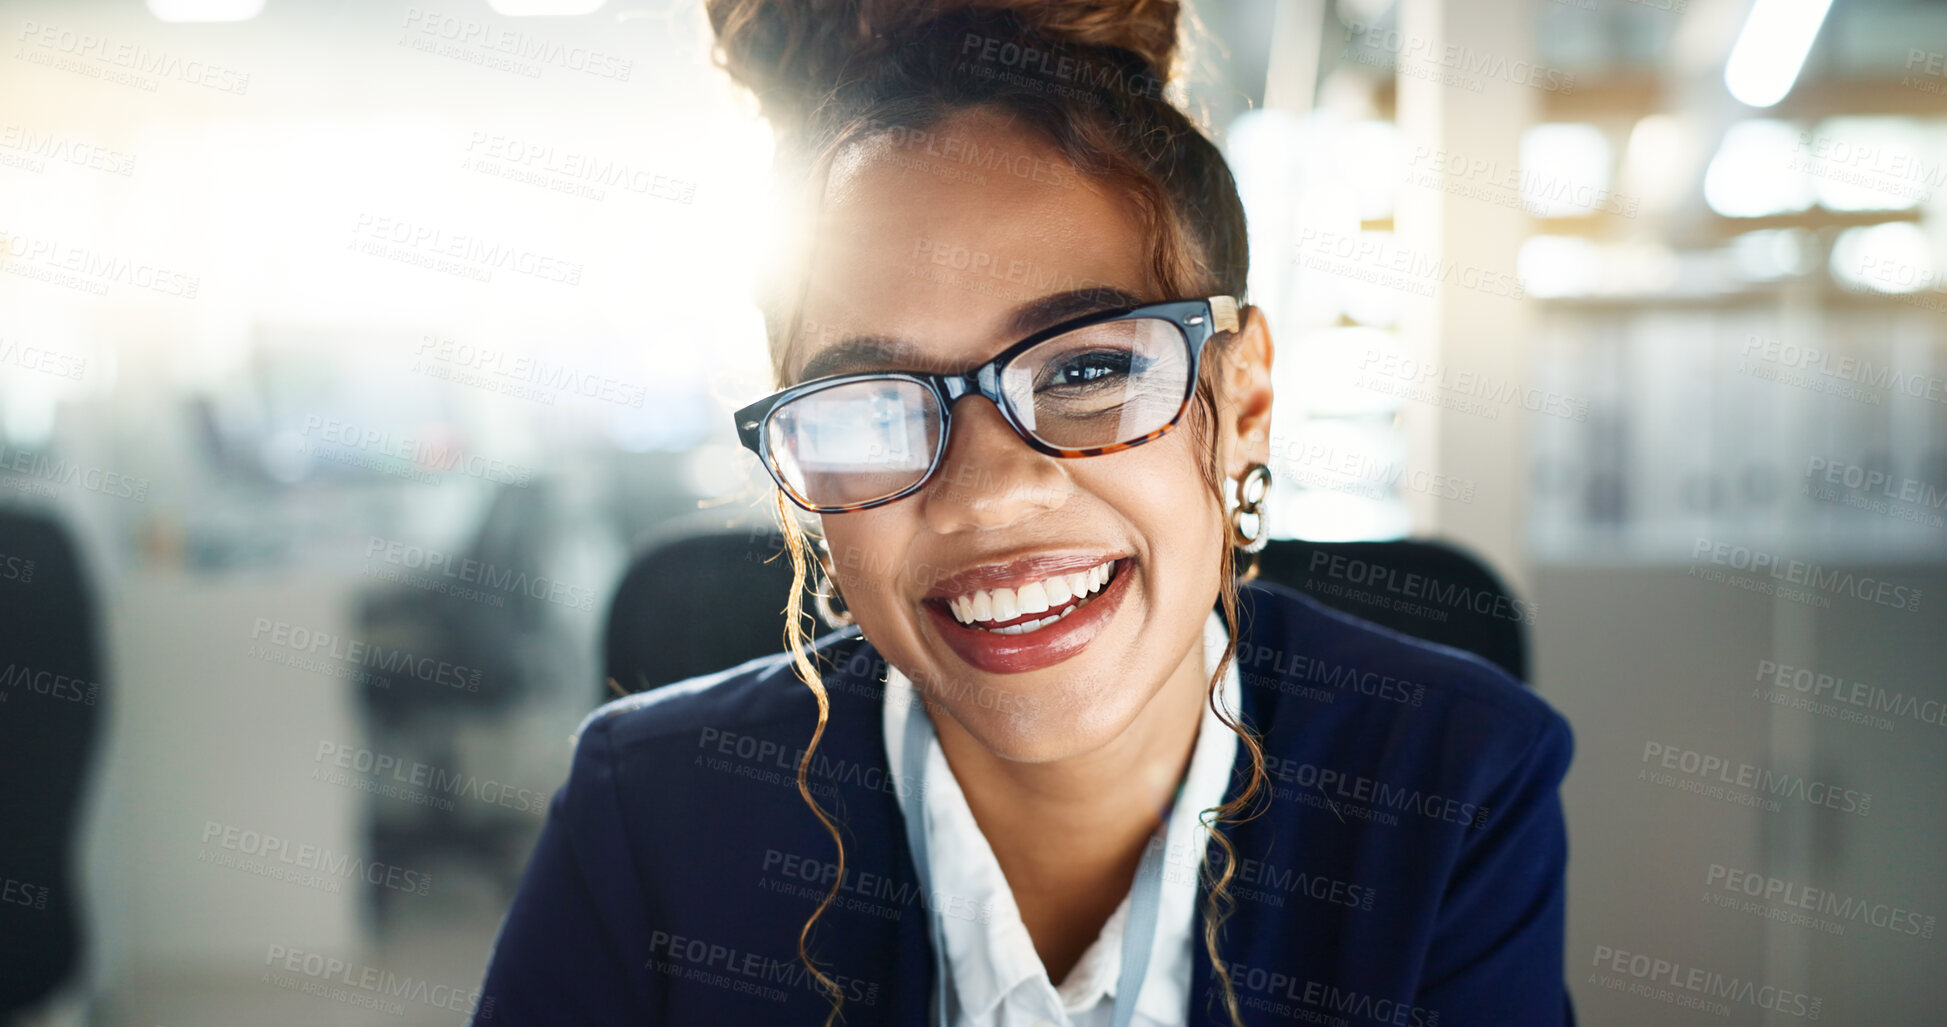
[775,490,851,1025]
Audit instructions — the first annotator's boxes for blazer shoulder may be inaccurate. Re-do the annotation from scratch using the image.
[1240,577,1572,755]
[571,625,871,755]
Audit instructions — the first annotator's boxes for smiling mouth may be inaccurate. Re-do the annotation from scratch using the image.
[927,557,1124,635]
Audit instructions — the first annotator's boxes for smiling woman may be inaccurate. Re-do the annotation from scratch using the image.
[471,2,1576,1026]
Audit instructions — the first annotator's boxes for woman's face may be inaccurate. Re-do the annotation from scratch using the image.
[792,109,1270,763]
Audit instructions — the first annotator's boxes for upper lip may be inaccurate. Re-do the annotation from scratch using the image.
[922,551,1127,602]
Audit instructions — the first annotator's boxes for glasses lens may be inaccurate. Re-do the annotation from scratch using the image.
[999,317,1192,450]
[766,378,942,509]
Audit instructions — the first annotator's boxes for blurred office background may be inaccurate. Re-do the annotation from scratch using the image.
[0,0,1941,1023]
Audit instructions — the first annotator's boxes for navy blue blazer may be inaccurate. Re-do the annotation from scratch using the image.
[472,578,1575,1026]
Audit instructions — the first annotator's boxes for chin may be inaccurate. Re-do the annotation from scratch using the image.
[936,679,1148,765]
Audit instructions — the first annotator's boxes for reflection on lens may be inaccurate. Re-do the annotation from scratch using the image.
[767,378,941,509]
[1001,317,1190,449]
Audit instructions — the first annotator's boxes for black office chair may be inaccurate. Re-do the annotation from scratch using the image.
[602,515,801,699]
[602,528,1530,705]
[0,507,104,1023]
[1254,537,1528,682]
[352,478,572,918]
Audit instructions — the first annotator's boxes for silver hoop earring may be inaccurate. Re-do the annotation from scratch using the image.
[1227,462,1272,554]
[812,565,855,629]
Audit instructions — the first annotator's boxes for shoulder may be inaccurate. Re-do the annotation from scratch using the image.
[1236,577,1573,793]
[476,630,910,1021]
[571,624,873,756]
[537,624,892,877]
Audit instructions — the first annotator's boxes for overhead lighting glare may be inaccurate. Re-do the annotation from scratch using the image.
[1723,0,1835,108]
[487,0,607,14]
[147,0,264,21]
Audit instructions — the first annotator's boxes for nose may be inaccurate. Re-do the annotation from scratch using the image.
[919,395,1069,533]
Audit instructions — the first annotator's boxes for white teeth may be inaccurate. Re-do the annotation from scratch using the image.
[992,601,1086,635]
[1044,574,1072,606]
[942,558,1120,628]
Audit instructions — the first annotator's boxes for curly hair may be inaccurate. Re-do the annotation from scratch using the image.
[705,1,1269,1022]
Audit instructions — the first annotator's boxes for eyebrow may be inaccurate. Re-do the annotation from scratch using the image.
[1007,286,1146,336]
[792,286,1147,383]
[793,336,911,383]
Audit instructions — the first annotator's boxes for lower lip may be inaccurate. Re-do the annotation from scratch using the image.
[923,558,1134,675]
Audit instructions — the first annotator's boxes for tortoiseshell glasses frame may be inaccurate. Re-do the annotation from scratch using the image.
[734,295,1241,514]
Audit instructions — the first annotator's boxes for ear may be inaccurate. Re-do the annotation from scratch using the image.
[1217,304,1275,482]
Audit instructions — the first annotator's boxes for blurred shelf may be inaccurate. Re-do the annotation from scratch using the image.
[1533,206,1926,241]
[1534,282,1947,311]
[1542,75,1947,120]
[1767,78,1947,120]
[1539,74,1662,121]
[1695,207,1925,240]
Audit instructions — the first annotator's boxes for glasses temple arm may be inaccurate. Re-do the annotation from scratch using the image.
[1209,296,1241,335]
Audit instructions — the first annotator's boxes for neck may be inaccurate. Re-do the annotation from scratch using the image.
[929,625,1213,981]
[933,646,1209,841]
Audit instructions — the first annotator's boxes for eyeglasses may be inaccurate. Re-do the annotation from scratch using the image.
[734,295,1240,513]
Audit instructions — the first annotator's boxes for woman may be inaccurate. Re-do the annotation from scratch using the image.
[473,1,1575,1024]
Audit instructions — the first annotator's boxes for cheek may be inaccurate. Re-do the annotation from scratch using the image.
[1076,435,1215,535]
[1077,442,1225,611]
[822,513,915,610]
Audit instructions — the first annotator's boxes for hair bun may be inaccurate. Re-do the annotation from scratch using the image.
[707,0,1182,133]
[974,0,1182,81]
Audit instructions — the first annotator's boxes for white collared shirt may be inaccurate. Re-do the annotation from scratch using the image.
[883,609,1241,1027]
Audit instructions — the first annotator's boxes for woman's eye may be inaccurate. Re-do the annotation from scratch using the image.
[1041,350,1141,389]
